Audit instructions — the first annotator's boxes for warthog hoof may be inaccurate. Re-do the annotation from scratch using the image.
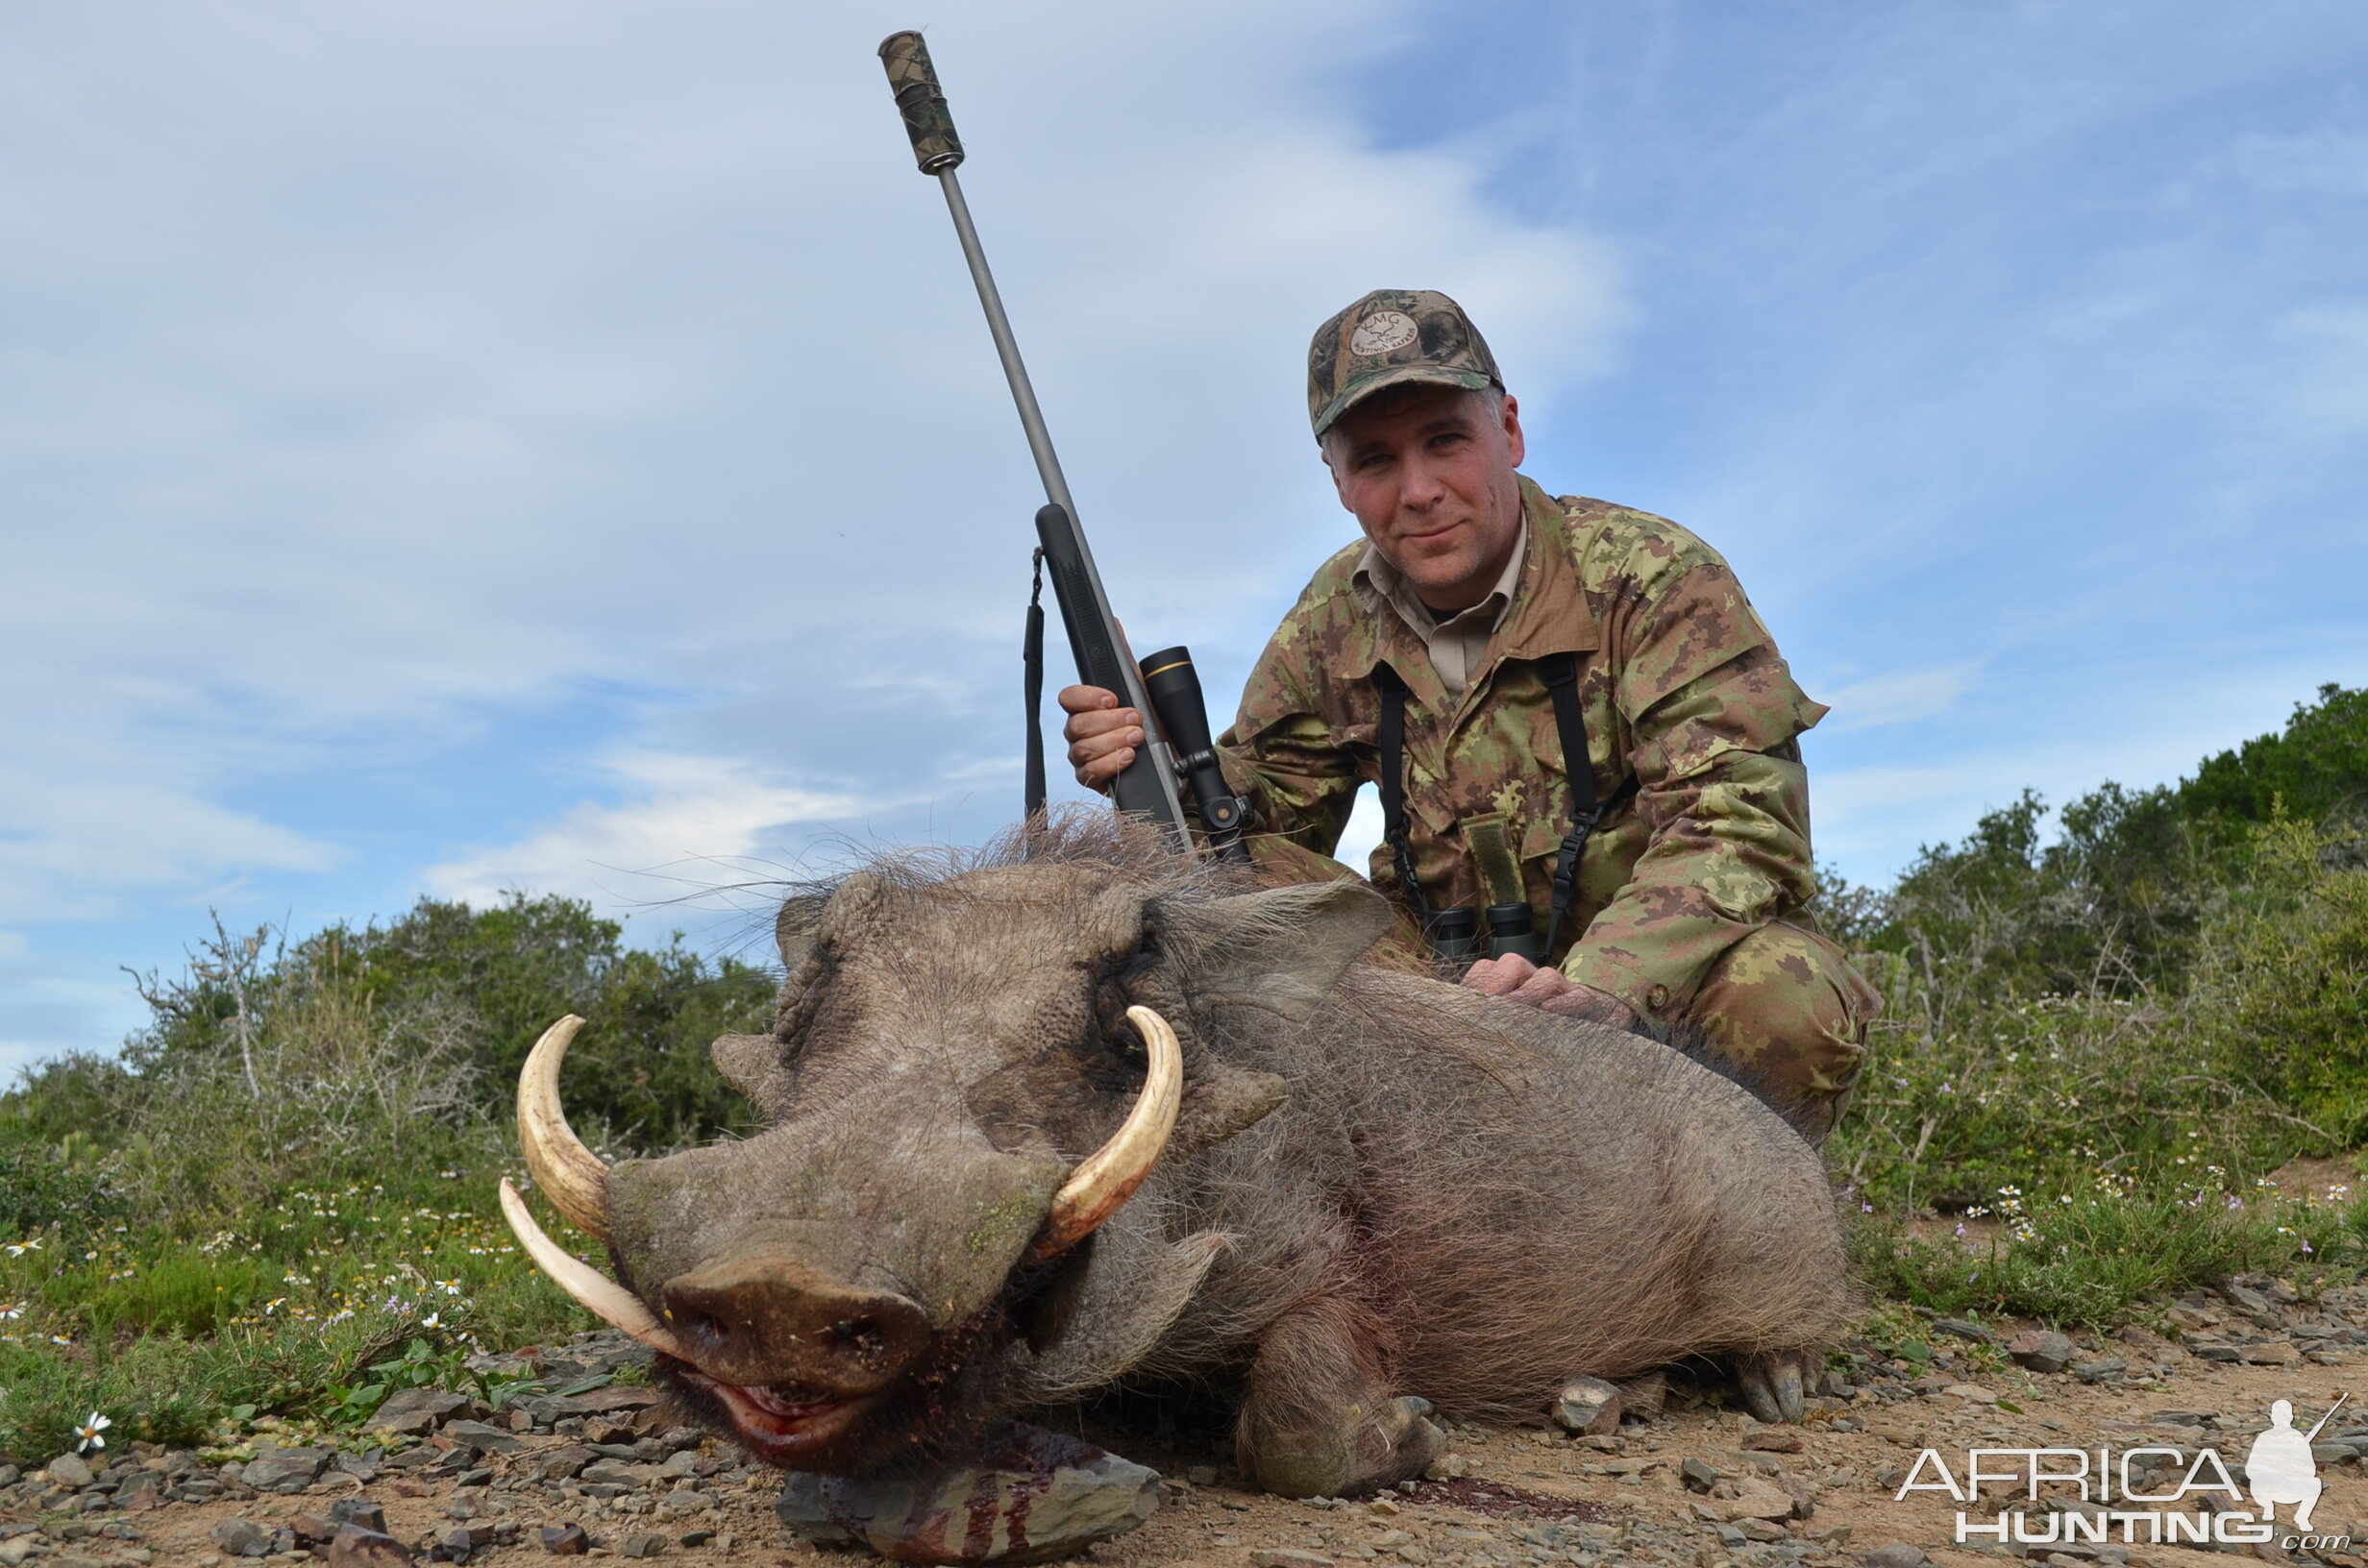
[1240,1391,1444,1500]
[1736,1349,1810,1425]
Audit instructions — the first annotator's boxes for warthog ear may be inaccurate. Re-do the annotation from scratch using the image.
[1166,880,1394,1021]
[711,1033,796,1119]
[775,892,827,971]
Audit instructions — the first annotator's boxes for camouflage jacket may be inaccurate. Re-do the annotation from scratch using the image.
[1214,477,1829,1017]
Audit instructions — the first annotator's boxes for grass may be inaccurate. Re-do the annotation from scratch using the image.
[0,1159,599,1461]
[1844,1177,2368,1326]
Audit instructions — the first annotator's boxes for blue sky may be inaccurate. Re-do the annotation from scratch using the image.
[5,1,2365,1077]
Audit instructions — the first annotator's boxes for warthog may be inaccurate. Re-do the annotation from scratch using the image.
[502,821,1852,1500]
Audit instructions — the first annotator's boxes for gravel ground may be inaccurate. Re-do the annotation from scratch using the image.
[12,1276,2368,1568]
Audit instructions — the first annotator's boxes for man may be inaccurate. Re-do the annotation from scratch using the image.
[1061,289,1876,1137]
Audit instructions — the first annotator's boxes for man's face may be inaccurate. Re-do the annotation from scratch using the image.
[1322,383,1526,614]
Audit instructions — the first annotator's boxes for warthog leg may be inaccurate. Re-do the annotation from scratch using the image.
[1235,1292,1444,1499]
[1735,1348,1811,1425]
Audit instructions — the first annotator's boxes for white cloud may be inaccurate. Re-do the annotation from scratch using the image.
[0,0,1624,946]
[1815,664,1981,730]
[421,753,863,913]
[0,766,337,924]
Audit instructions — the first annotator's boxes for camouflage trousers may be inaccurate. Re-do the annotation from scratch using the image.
[1677,918,1878,1143]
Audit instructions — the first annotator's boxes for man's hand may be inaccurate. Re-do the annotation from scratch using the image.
[1461,955,1640,1028]
[1058,684,1146,793]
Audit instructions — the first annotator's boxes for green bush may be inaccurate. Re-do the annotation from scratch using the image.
[2182,682,2368,826]
[2200,821,2368,1143]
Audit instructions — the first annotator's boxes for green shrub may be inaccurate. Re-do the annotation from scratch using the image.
[2199,820,2368,1143]
[0,1137,130,1253]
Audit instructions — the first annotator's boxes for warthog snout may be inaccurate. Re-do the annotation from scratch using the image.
[659,1255,932,1392]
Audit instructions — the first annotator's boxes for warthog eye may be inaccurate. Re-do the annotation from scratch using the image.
[1088,933,1161,1060]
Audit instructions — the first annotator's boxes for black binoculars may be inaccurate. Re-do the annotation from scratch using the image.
[1426,903,1545,965]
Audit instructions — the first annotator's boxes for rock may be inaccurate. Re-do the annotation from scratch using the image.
[1712,1478,1799,1523]
[1744,1433,1806,1453]
[1935,1318,1994,1345]
[1618,1371,1668,1421]
[537,1446,598,1482]
[1185,1466,1219,1486]
[581,1460,654,1487]
[1251,1554,1338,1568]
[1862,1547,1929,1568]
[2224,1284,2277,1319]
[289,1515,342,1546]
[1809,1525,1854,1547]
[1682,1458,1721,1492]
[2009,1330,2081,1374]
[47,1454,96,1489]
[619,1536,668,1559]
[541,1526,590,1556]
[2072,1358,2129,1383]
[1551,1376,1623,1435]
[2190,1341,2243,1362]
[115,1471,166,1511]
[1739,1519,1788,1543]
[678,1531,716,1549]
[434,1526,499,1561]
[526,1396,594,1427]
[802,1421,1158,1564]
[659,1451,704,1479]
[777,1474,861,1547]
[656,1492,715,1518]
[210,1520,272,1557]
[2242,1341,2301,1366]
[329,1500,389,1535]
[1945,1384,2001,1403]
[0,1538,35,1567]
[368,1388,472,1436]
[440,1421,526,1456]
[543,1331,655,1380]
[570,1386,661,1413]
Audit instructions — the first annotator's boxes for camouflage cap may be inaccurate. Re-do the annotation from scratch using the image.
[1307,288,1503,437]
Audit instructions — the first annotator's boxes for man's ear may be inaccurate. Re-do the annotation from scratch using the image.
[1161,880,1394,1020]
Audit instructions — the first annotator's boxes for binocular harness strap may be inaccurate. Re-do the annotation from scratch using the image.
[1378,650,1637,961]
[1374,663,1432,933]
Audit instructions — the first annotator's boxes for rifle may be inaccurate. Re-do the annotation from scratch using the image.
[877,30,1250,862]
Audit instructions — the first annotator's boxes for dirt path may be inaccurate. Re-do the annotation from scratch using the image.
[13,1279,2368,1568]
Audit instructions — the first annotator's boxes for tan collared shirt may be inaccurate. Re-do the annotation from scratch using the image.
[1352,519,1529,698]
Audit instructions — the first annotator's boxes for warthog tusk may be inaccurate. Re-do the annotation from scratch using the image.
[516,1015,611,1243]
[499,1178,688,1360]
[1033,1004,1184,1258]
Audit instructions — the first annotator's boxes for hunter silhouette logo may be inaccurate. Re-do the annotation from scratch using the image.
[2245,1393,2344,1531]
[1900,1393,2353,1552]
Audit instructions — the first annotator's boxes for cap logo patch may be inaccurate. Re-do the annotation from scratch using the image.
[1348,309,1418,356]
